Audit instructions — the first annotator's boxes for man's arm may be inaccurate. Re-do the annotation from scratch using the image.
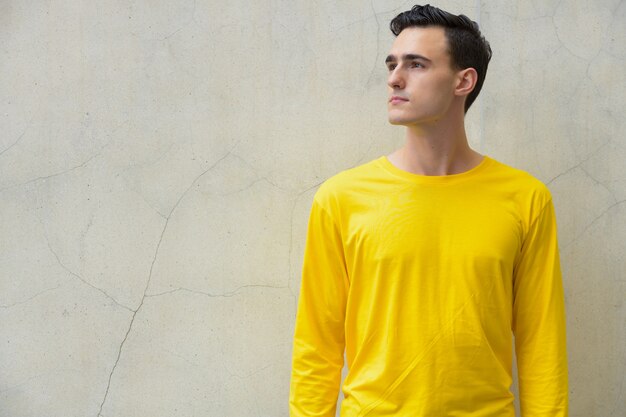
[289,197,349,416]
[512,196,569,416]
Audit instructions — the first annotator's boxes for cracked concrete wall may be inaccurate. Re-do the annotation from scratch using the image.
[0,0,624,416]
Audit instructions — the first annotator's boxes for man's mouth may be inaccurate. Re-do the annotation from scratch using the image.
[389,96,409,104]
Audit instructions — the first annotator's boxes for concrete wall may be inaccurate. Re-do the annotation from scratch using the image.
[1,1,624,416]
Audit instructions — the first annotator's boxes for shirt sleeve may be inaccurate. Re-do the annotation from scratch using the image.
[512,197,569,416]
[289,197,349,417]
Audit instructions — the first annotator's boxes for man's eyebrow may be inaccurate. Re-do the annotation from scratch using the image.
[385,54,432,63]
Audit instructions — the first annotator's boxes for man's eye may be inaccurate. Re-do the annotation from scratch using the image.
[410,62,423,68]
[387,64,397,71]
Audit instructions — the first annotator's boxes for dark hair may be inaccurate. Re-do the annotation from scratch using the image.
[390,4,492,112]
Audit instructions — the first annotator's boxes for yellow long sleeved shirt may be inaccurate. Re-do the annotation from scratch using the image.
[289,155,568,416]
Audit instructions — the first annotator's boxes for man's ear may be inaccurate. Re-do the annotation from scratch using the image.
[454,68,478,98]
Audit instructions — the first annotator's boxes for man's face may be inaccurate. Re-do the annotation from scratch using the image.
[386,26,460,126]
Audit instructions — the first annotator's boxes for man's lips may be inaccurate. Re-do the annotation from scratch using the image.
[389,96,409,104]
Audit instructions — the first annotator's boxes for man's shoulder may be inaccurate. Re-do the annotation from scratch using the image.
[313,156,383,208]
[488,157,550,189]
[486,156,554,210]
[321,157,382,189]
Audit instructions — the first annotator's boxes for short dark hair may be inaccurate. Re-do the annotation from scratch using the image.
[390,4,492,112]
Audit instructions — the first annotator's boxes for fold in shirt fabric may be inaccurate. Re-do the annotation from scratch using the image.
[289,155,568,417]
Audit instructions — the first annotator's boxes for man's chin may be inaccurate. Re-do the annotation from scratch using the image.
[388,117,410,126]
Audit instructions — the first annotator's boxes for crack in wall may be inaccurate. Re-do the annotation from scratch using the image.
[0,285,61,309]
[365,0,382,88]
[96,145,238,416]
[579,165,619,203]
[1,150,103,194]
[42,231,133,312]
[562,199,626,249]
[160,0,197,41]
[0,124,30,157]
[547,141,610,186]
[227,152,293,193]
[145,284,289,299]
[0,120,123,192]
[0,119,127,193]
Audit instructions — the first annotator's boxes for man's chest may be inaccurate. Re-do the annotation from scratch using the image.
[341,189,524,280]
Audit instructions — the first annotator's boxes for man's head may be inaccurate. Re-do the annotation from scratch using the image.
[388,4,491,115]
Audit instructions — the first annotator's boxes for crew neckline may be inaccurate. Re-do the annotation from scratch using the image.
[378,154,493,185]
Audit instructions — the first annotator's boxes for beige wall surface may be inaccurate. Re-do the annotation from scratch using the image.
[1,1,624,416]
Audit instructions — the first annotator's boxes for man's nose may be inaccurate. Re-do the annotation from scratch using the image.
[387,67,404,89]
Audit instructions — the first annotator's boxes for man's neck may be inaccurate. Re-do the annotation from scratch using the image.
[388,117,483,176]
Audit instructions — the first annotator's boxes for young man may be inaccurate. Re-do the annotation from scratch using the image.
[290,5,568,417]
